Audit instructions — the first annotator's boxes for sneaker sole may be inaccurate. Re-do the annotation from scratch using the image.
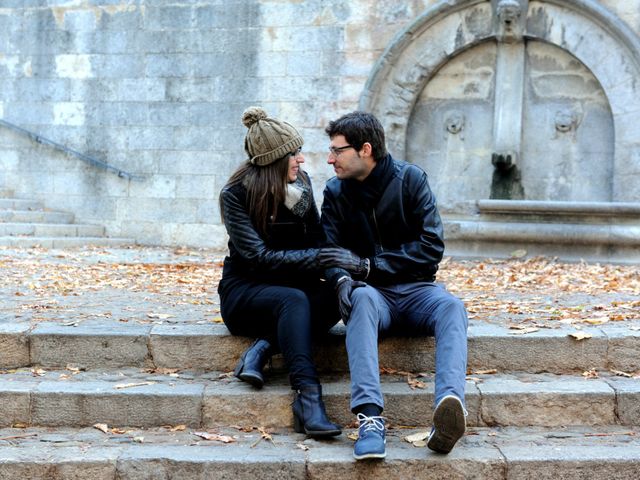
[353,451,386,460]
[427,396,466,454]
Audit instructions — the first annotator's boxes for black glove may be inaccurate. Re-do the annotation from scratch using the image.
[319,247,370,278]
[336,276,367,322]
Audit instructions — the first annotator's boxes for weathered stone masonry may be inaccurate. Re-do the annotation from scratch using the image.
[0,1,639,248]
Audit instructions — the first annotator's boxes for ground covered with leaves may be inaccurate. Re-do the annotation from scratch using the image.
[1,247,638,329]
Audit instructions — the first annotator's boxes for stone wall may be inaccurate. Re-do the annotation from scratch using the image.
[0,0,638,247]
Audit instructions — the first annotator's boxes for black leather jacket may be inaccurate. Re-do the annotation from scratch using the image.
[321,155,444,286]
[218,172,324,286]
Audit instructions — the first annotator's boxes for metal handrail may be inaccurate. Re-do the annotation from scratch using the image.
[0,119,143,181]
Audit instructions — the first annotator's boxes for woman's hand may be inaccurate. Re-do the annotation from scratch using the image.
[318,247,370,278]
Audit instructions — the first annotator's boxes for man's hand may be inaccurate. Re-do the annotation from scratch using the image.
[335,276,367,322]
[319,248,370,278]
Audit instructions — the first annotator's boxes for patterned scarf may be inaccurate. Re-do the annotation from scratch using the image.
[284,176,311,217]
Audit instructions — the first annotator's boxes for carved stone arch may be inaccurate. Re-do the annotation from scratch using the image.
[360,0,640,202]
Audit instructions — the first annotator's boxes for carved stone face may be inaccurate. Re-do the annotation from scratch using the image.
[497,2,522,28]
[445,111,465,134]
[495,0,524,41]
[555,110,579,133]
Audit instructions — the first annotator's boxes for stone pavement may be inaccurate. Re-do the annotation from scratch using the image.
[1,245,639,478]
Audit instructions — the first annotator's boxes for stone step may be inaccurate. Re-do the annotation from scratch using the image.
[0,236,135,248]
[0,222,105,237]
[3,320,638,374]
[0,425,638,479]
[0,368,637,429]
[0,210,74,224]
[0,198,43,211]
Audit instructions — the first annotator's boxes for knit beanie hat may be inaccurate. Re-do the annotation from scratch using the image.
[242,106,304,166]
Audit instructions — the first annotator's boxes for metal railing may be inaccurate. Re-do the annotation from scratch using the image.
[0,119,143,181]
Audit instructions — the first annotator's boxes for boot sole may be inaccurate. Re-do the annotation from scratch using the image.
[427,396,466,454]
[236,371,264,389]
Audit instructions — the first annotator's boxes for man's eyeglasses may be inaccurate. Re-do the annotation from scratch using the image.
[328,145,354,157]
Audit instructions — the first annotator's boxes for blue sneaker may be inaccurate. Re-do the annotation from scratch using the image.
[427,395,467,454]
[353,413,386,460]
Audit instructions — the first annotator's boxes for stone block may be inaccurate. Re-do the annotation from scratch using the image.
[165,78,217,102]
[478,375,616,426]
[308,443,505,480]
[163,223,226,248]
[92,54,144,78]
[53,102,85,127]
[32,381,204,427]
[150,324,243,371]
[145,54,192,78]
[202,382,293,428]
[116,79,166,102]
[127,175,177,199]
[0,447,119,480]
[147,103,191,127]
[604,324,640,372]
[194,3,260,29]
[0,380,32,427]
[116,445,306,480]
[64,9,97,31]
[30,323,151,369]
[55,54,93,79]
[501,444,640,479]
[606,377,640,425]
[116,198,198,223]
[468,323,608,373]
[0,324,30,368]
[99,8,142,31]
[126,127,175,150]
[144,6,194,30]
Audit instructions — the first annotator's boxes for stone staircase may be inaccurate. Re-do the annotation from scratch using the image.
[0,190,134,248]
[1,316,639,478]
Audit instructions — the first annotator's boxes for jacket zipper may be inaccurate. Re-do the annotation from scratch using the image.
[371,208,384,254]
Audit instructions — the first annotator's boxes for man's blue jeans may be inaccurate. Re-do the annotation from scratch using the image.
[346,282,468,412]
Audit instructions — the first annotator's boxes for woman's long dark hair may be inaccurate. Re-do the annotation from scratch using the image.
[220,153,308,237]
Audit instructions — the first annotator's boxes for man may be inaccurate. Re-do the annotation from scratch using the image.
[318,111,468,460]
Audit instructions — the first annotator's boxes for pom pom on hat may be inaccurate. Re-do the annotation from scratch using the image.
[242,107,268,128]
[242,106,303,166]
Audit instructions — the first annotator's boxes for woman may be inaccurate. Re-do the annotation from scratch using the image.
[218,107,367,437]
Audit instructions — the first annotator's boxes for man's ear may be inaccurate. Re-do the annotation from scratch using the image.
[361,142,373,158]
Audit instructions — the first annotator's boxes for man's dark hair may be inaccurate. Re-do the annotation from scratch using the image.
[325,111,388,163]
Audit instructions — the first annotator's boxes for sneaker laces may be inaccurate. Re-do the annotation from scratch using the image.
[356,413,385,435]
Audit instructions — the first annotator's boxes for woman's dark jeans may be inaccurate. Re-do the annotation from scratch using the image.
[221,279,339,389]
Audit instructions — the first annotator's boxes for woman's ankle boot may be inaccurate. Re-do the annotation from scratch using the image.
[234,339,272,388]
[292,384,342,437]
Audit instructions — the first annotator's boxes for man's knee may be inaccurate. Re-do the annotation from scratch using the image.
[346,286,381,328]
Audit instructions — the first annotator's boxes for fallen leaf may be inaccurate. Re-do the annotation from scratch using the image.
[610,370,633,378]
[472,369,498,375]
[407,376,426,390]
[93,423,109,433]
[412,440,427,447]
[582,317,609,325]
[405,431,430,443]
[31,368,46,377]
[170,425,187,432]
[509,326,539,334]
[347,432,359,441]
[110,428,128,434]
[510,249,527,258]
[582,368,599,379]
[569,332,593,341]
[296,443,310,451]
[147,313,175,319]
[133,436,144,443]
[193,431,235,443]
